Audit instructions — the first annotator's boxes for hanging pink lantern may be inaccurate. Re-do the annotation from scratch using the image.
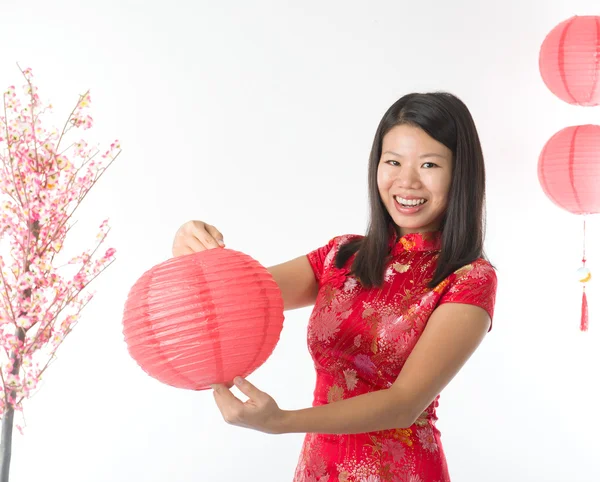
[538,124,600,331]
[538,15,600,106]
[122,248,284,390]
[538,124,600,215]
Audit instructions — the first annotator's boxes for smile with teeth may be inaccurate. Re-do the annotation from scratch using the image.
[394,196,427,207]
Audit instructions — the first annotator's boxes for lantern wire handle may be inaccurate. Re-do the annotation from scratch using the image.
[580,216,589,331]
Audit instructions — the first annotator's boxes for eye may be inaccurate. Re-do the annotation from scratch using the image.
[385,160,400,167]
[422,162,439,169]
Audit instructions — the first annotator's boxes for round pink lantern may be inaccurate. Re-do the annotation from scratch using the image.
[539,15,600,106]
[538,124,600,331]
[122,248,284,390]
[538,124,600,215]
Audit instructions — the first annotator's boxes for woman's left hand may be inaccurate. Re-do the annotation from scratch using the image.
[211,377,286,434]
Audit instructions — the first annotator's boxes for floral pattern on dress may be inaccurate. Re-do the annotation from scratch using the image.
[294,229,498,482]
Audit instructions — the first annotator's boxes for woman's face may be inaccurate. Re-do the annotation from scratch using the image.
[377,124,453,236]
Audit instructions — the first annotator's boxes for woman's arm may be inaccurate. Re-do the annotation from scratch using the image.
[267,256,319,311]
[277,302,491,434]
[213,302,491,434]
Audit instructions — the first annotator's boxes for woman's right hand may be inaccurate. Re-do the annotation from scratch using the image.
[173,220,319,311]
[172,220,225,257]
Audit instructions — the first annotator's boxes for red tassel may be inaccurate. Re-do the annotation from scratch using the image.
[581,289,589,332]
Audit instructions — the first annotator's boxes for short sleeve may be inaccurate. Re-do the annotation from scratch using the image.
[437,259,498,331]
[306,237,339,285]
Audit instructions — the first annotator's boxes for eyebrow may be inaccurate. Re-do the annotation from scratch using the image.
[383,150,448,160]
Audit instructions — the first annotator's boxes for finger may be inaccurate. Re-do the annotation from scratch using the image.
[211,384,244,421]
[205,224,225,247]
[211,382,232,391]
[211,383,240,403]
[185,235,206,253]
[233,377,263,399]
[192,224,222,250]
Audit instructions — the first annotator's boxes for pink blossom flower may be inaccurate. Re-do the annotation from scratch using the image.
[310,309,343,343]
[381,438,406,462]
[353,354,376,376]
[416,427,438,453]
[5,374,20,388]
[16,316,32,329]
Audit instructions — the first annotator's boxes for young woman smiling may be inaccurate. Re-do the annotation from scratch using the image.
[172,92,497,482]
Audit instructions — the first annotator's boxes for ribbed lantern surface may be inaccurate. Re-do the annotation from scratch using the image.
[539,15,600,106]
[123,248,284,390]
[538,124,600,215]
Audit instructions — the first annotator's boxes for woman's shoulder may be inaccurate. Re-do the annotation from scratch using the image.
[453,255,494,267]
[437,257,498,322]
[307,234,363,270]
[447,257,497,289]
[312,233,364,252]
[457,257,496,274]
[332,233,364,246]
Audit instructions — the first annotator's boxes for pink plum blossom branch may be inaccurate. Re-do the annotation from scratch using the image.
[0,65,120,434]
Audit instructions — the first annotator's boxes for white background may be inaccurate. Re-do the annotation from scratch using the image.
[1,0,599,481]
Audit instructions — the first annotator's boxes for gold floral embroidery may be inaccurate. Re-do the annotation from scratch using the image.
[362,307,378,324]
[362,308,381,354]
[392,428,414,446]
[414,410,430,427]
[327,384,344,403]
[398,286,418,305]
[400,237,416,250]
[432,278,450,294]
[338,471,349,482]
[321,284,337,305]
[454,264,473,277]
[343,369,358,391]
[393,262,410,273]
[370,338,378,355]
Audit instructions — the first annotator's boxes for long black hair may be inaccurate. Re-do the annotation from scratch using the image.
[336,92,489,289]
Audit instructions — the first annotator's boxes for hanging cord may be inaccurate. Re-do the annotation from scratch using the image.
[582,216,586,267]
[580,216,589,331]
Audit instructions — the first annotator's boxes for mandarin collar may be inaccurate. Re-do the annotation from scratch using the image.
[387,224,442,255]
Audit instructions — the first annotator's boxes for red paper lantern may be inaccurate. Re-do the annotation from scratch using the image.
[539,15,600,106]
[538,124,600,331]
[122,248,284,390]
[538,124,600,215]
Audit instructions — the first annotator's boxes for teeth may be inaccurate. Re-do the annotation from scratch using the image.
[395,196,426,206]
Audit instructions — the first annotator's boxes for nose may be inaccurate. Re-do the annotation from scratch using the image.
[393,165,422,190]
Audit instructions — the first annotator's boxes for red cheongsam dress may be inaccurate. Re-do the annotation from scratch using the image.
[293,229,497,482]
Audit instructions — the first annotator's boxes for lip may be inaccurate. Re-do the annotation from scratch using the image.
[393,196,427,215]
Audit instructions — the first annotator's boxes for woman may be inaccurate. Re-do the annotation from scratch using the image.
[172,92,497,482]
